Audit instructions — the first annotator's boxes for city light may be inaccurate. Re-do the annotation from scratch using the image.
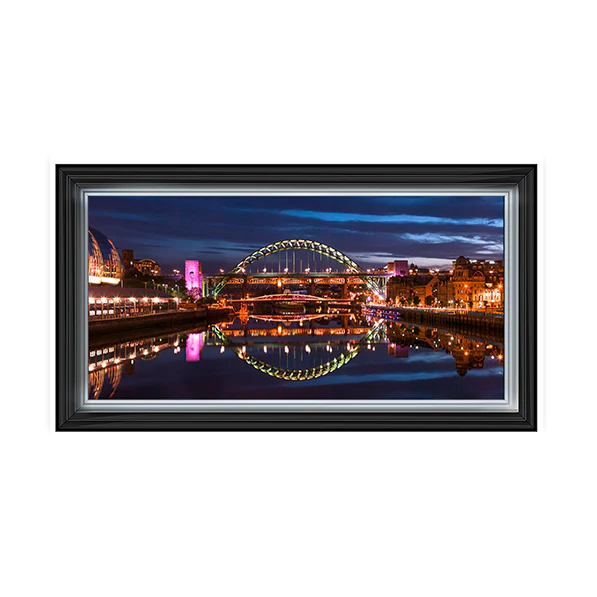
[86,196,506,403]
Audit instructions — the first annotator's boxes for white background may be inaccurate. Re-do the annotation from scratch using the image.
[1,2,594,596]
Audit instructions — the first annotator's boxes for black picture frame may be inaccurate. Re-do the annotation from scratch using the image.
[56,165,537,431]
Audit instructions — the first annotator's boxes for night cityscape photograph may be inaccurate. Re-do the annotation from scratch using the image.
[87,194,505,401]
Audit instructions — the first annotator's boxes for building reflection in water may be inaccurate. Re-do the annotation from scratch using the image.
[385,321,504,377]
[88,315,504,398]
[88,332,183,399]
[186,332,204,362]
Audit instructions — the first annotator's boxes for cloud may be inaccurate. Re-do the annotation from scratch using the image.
[401,233,491,245]
[279,210,504,228]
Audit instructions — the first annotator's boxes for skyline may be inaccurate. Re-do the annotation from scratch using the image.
[88,195,504,273]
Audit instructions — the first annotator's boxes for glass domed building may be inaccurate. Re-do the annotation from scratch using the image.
[88,227,123,285]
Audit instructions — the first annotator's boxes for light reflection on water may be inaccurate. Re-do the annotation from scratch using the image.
[88,315,504,400]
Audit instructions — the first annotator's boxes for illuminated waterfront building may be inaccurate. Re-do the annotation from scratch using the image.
[88,286,177,318]
[88,227,123,285]
[450,256,504,310]
[386,260,409,277]
[133,258,161,277]
[385,256,504,310]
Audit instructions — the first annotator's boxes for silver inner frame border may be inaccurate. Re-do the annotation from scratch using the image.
[78,186,518,413]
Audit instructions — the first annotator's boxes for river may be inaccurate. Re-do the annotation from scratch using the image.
[88,314,504,401]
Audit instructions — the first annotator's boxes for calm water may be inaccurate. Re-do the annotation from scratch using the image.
[88,314,504,401]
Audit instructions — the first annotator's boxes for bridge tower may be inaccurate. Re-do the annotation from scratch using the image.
[342,278,349,299]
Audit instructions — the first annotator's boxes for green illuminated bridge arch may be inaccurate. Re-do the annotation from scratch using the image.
[210,320,386,382]
[210,239,385,299]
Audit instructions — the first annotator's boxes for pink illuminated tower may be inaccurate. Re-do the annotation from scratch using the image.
[185,260,203,297]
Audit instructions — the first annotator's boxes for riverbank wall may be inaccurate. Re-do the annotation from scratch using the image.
[89,307,234,341]
[367,306,504,338]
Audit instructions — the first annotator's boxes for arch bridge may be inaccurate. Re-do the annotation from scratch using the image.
[205,239,388,300]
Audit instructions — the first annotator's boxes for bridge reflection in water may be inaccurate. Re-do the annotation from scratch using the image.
[209,317,386,382]
[88,314,504,400]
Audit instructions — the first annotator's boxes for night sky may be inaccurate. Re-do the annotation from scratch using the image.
[88,195,504,274]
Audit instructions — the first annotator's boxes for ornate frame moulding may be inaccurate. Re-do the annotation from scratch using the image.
[56,165,537,431]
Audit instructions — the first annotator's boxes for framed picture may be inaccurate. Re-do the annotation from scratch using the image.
[56,165,537,431]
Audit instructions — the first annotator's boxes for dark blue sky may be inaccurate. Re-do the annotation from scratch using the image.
[88,195,504,274]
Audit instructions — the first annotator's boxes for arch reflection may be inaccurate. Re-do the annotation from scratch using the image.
[210,318,386,382]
